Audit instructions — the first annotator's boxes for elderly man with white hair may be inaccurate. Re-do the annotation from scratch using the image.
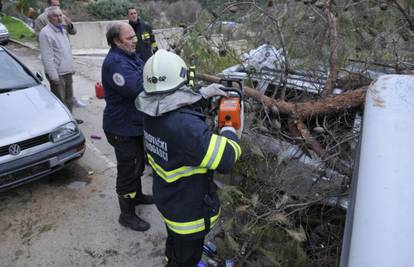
[39,6,75,113]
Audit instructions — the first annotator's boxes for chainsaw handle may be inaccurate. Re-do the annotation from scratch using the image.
[219,78,243,91]
[219,86,243,100]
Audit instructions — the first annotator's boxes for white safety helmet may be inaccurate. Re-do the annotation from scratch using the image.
[143,49,188,94]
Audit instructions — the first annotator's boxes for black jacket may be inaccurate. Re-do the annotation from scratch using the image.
[129,20,158,62]
[144,107,242,238]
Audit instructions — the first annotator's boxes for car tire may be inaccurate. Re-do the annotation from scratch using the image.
[1,40,8,45]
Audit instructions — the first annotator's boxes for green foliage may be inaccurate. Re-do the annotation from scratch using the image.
[0,15,35,41]
[86,0,130,20]
[218,176,309,266]
[181,31,240,75]
[86,0,151,23]
[219,185,244,205]
[196,0,225,8]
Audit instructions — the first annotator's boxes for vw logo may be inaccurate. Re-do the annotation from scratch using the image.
[8,144,21,156]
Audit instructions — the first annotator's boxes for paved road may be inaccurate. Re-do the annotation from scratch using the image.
[0,44,165,267]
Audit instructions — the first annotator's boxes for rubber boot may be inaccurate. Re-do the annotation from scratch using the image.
[118,196,150,231]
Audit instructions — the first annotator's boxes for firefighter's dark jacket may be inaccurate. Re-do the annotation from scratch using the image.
[144,107,242,237]
[102,47,145,136]
[129,19,158,62]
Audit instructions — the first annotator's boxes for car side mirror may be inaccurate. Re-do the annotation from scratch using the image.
[36,72,44,81]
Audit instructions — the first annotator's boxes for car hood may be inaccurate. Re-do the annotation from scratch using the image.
[0,85,73,146]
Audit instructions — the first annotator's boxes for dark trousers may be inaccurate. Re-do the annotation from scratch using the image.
[48,73,73,112]
[165,227,205,267]
[105,133,145,196]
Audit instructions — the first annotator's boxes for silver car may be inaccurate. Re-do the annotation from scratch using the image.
[0,22,9,45]
[0,46,85,191]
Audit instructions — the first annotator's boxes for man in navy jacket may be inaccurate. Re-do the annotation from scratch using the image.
[102,22,153,232]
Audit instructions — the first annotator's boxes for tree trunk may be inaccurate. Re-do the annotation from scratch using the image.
[196,73,367,118]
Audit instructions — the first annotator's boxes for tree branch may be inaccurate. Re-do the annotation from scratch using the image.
[322,0,339,97]
[196,73,367,118]
[391,0,414,31]
[294,119,327,157]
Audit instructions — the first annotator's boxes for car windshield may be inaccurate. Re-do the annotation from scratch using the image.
[0,50,37,91]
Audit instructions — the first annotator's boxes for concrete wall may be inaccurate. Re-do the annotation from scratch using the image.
[69,20,116,50]
[69,20,184,53]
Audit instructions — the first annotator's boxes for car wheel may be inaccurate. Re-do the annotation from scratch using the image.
[1,40,8,45]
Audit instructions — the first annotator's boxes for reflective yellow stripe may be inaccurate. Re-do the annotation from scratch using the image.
[199,135,218,168]
[227,140,238,161]
[141,33,150,39]
[147,134,228,183]
[147,154,208,183]
[151,42,158,48]
[227,139,241,162]
[200,134,226,170]
[188,65,195,87]
[163,209,221,235]
[122,192,137,199]
[212,136,226,169]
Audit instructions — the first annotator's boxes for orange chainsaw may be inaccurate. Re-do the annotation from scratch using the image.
[217,79,243,130]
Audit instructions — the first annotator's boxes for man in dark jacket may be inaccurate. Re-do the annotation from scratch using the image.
[127,7,158,62]
[135,49,243,267]
[102,22,154,232]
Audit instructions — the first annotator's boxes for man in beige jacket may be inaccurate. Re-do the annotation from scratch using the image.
[36,1,86,115]
[39,6,74,112]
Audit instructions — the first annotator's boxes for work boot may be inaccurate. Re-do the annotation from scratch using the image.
[134,180,154,205]
[135,194,154,205]
[118,196,150,232]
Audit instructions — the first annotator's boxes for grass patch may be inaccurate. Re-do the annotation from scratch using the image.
[0,15,35,41]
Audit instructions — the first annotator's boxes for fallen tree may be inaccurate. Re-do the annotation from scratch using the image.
[197,73,366,176]
[183,1,414,265]
[197,73,368,118]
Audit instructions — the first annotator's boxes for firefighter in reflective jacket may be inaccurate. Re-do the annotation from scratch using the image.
[135,49,243,267]
[127,7,158,62]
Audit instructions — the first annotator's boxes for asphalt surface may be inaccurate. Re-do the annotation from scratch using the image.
[0,43,165,267]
